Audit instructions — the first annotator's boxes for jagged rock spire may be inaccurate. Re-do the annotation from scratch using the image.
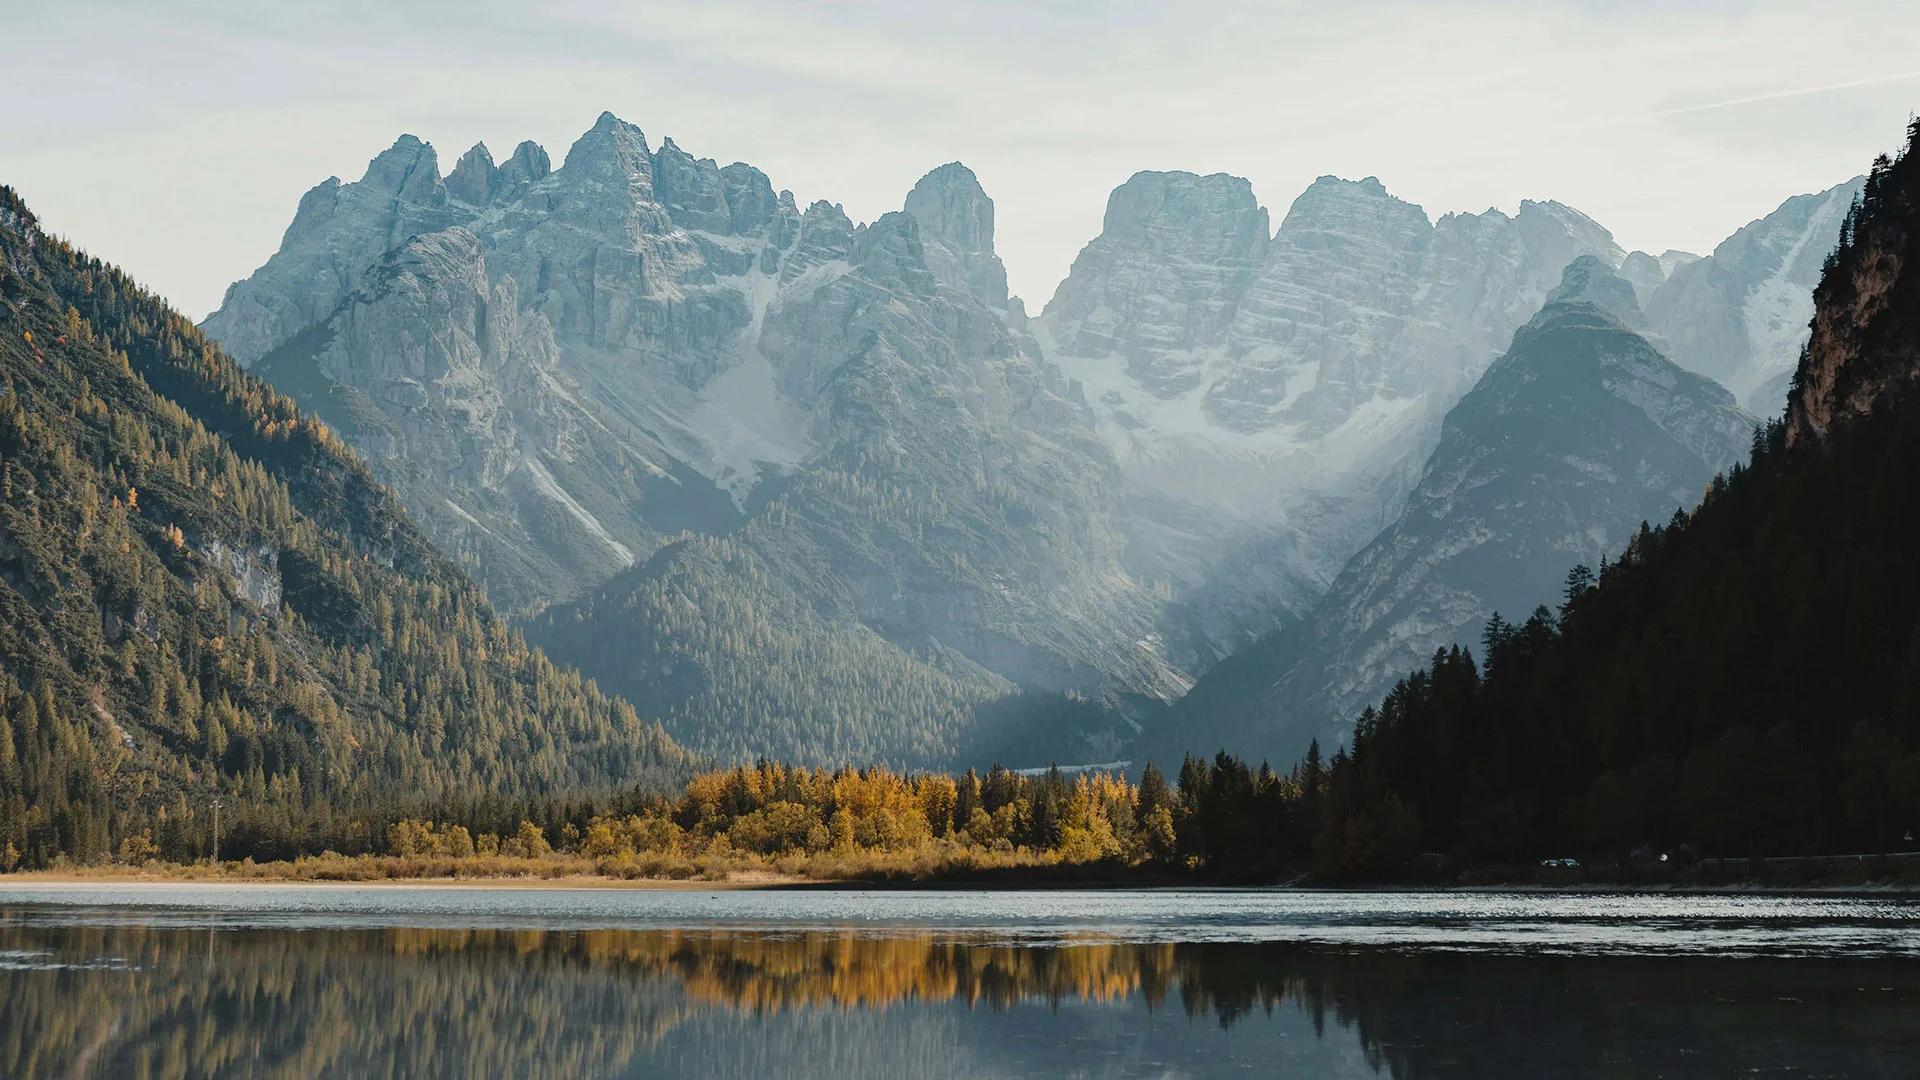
[904,163,995,255]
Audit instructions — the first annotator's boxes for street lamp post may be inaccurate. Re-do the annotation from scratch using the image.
[211,798,222,865]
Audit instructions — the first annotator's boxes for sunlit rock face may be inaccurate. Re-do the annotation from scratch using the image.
[1787,141,1920,448]
[206,115,1177,766]
[1036,171,1625,669]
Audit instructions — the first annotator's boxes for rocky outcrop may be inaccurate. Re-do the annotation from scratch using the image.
[1647,178,1864,413]
[1037,172,1626,669]
[1788,126,1920,446]
[905,162,1010,307]
[204,135,457,367]
[1159,260,1757,763]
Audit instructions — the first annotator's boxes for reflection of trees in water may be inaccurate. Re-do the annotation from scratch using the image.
[1178,947,1920,1079]
[0,923,686,1079]
[2,921,1916,1078]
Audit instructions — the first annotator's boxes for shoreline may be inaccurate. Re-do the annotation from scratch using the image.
[0,869,816,890]
[1,869,1916,896]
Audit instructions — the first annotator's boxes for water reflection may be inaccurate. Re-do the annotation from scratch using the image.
[1,918,1915,1078]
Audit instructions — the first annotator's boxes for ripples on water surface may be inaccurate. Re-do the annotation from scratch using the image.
[0,885,1915,1078]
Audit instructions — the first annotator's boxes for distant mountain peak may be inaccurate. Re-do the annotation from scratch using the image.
[1091,170,1268,260]
[904,162,995,255]
[1543,254,1651,332]
[359,134,444,200]
[1647,175,1865,412]
[446,142,496,204]
[1303,174,1393,200]
[498,140,551,193]
[564,111,652,176]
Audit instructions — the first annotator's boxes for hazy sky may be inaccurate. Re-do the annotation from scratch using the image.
[5,0,1919,320]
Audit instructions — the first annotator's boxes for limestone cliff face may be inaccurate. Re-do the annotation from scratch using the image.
[248,226,724,611]
[1788,126,1920,447]
[206,114,1173,765]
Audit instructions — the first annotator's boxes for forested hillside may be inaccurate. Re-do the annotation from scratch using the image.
[525,536,1014,767]
[0,188,692,868]
[1192,124,1920,875]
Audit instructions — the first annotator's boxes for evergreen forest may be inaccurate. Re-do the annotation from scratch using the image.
[0,187,692,869]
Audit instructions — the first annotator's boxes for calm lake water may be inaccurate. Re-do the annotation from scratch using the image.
[0,885,1915,1078]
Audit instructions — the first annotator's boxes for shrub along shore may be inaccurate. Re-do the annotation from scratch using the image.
[3,757,1916,889]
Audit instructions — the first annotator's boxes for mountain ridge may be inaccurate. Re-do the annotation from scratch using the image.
[200,111,1857,770]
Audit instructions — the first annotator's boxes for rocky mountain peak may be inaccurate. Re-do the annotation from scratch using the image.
[778,199,856,283]
[1647,176,1865,413]
[1281,174,1405,220]
[651,136,736,233]
[446,142,496,205]
[496,140,551,198]
[563,111,653,184]
[1268,174,1431,266]
[202,134,460,366]
[1038,169,1268,378]
[903,163,1011,309]
[1659,249,1702,276]
[720,162,780,237]
[904,163,995,255]
[1516,199,1625,275]
[360,134,446,204]
[1544,254,1651,332]
[1617,250,1668,305]
[1098,170,1269,263]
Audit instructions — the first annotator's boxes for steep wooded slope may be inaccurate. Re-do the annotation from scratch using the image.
[0,188,691,866]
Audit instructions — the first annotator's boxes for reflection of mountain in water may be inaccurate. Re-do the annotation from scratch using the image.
[2,922,1914,1078]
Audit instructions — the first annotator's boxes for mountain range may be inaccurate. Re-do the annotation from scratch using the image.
[198,111,1861,769]
[1289,120,1920,869]
[208,115,1176,766]
[1158,256,1759,763]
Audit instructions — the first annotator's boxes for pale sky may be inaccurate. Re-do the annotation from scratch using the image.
[4,0,1919,321]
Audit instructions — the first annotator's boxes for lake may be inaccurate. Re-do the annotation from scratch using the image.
[0,885,1915,1077]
